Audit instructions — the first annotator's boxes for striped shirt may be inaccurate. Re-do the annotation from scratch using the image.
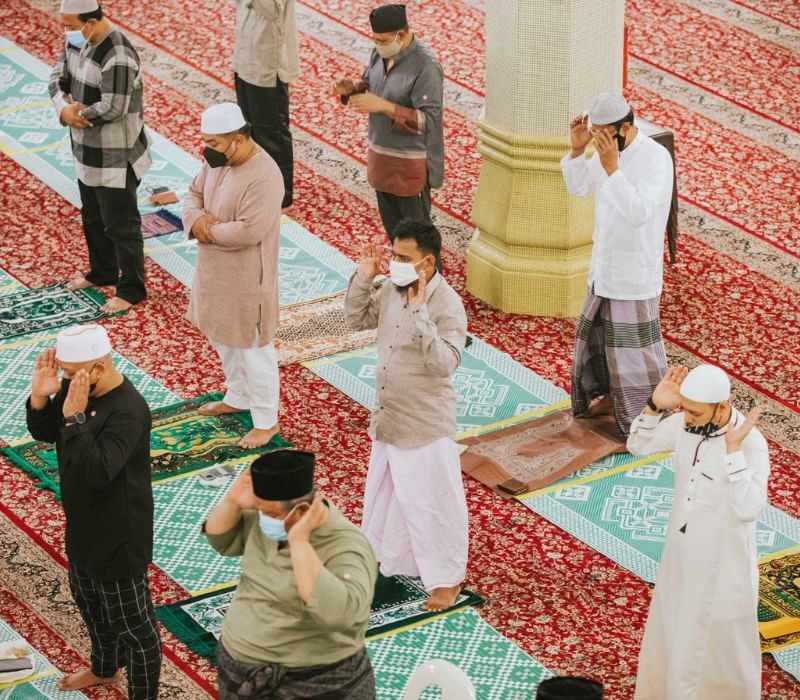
[48,28,151,189]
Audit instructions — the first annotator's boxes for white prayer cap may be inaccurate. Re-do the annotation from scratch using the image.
[56,324,112,363]
[680,364,731,404]
[587,93,631,125]
[60,0,100,14]
[200,103,246,135]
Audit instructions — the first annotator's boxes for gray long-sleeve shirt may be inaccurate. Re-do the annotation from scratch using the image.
[344,272,467,449]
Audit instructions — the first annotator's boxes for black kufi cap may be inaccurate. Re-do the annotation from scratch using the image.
[370,4,407,33]
[536,677,604,699]
[250,449,315,501]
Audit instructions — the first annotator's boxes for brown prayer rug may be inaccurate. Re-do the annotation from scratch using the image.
[275,293,376,366]
[460,410,626,498]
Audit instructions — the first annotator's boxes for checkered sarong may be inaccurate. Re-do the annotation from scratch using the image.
[570,288,667,436]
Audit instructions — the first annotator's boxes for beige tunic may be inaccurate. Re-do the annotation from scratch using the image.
[183,150,284,348]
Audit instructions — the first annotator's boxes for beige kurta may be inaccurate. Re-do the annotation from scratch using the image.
[183,149,284,348]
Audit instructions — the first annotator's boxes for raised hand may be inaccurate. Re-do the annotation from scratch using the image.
[725,406,763,454]
[223,469,258,511]
[357,243,382,280]
[651,366,688,411]
[407,270,427,307]
[594,129,620,176]
[287,493,328,544]
[31,349,61,400]
[62,369,90,417]
[569,114,592,154]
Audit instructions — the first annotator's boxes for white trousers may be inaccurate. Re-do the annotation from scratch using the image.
[362,438,469,591]
[210,341,279,429]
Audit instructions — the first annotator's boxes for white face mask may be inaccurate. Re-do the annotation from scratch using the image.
[375,32,402,59]
[389,257,427,287]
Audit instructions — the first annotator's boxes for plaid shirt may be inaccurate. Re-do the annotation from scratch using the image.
[49,28,151,189]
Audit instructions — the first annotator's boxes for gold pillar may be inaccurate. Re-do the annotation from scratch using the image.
[467,0,625,317]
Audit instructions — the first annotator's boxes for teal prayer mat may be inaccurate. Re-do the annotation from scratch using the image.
[518,453,800,583]
[144,219,355,306]
[0,619,88,697]
[0,38,198,222]
[304,338,569,440]
[3,393,292,499]
[0,284,106,342]
[368,608,554,699]
[155,574,484,662]
[0,336,178,444]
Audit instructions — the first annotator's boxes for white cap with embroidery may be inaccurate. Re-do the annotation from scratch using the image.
[200,103,246,135]
[56,324,112,363]
[60,0,100,14]
[680,364,731,404]
[587,93,631,126]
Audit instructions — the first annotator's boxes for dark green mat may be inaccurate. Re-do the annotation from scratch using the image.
[3,392,292,499]
[0,283,107,341]
[156,574,484,663]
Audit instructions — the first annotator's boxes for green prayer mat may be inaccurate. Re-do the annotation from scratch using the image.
[304,338,569,440]
[155,574,484,662]
[519,453,800,583]
[0,620,87,698]
[145,219,355,306]
[3,393,292,499]
[0,284,106,342]
[368,609,553,699]
[0,336,177,444]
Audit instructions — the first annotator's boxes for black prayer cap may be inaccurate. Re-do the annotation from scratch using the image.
[370,4,407,33]
[250,449,315,501]
[536,677,604,699]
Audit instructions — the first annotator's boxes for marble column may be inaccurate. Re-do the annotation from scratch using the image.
[467,0,625,316]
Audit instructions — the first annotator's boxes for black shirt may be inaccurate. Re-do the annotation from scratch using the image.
[26,377,153,580]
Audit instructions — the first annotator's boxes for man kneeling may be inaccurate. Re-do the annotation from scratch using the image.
[204,450,378,699]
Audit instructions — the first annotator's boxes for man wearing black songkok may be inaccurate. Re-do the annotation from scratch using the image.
[204,450,378,699]
[334,4,444,240]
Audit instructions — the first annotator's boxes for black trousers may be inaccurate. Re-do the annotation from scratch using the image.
[217,641,375,700]
[68,565,162,700]
[235,73,293,208]
[77,165,146,304]
[375,185,432,241]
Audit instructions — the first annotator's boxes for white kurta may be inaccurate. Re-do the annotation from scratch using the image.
[627,409,770,700]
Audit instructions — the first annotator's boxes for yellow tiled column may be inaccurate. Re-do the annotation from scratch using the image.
[467,0,625,317]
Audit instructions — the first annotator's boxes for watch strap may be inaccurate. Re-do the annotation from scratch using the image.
[646,397,664,414]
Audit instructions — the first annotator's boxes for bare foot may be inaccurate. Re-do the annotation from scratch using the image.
[197,400,246,417]
[57,668,122,691]
[581,394,613,418]
[66,275,94,292]
[238,423,280,449]
[101,296,133,313]
[423,585,461,612]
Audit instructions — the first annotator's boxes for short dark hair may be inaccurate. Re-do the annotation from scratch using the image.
[392,219,442,260]
[78,6,103,22]
[613,109,635,130]
[223,122,252,139]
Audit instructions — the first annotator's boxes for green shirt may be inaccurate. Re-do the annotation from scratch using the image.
[205,504,377,667]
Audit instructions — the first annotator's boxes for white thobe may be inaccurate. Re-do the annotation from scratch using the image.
[627,409,770,700]
[560,133,673,300]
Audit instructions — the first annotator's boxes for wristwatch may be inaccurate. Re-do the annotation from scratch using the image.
[64,411,87,427]
[646,397,664,414]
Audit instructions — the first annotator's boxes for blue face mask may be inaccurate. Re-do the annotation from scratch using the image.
[65,23,88,49]
[258,511,290,542]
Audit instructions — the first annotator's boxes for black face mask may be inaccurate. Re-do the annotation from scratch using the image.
[203,146,229,168]
[683,421,722,437]
[615,130,627,153]
[60,365,99,398]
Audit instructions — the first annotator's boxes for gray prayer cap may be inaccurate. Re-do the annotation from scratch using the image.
[587,93,631,126]
[60,0,99,13]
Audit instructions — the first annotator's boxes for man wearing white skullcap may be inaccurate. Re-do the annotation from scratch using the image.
[628,364,768,699]
[561,93,674,436]
[26,325,161,698]
[50,1,151,314]
[184,103,285,449]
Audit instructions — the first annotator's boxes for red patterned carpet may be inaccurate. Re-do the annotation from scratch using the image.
[1,0,799,697]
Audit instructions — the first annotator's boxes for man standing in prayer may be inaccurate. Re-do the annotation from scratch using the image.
[49,0,151,313]
[183,103,283,449]
[628,364,768,699]
[233,0,299,210]
[26,324,161,698]
[561,93,673,436]
[345,219,468,611]
[205,450,377,698]
[334,4,444,239]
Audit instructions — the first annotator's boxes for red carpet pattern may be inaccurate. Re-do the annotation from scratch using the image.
[1,0,798,696]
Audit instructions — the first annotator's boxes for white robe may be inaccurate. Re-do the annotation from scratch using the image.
[627,409,770,700]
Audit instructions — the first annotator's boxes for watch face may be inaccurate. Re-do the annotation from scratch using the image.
[74,411,86,424]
